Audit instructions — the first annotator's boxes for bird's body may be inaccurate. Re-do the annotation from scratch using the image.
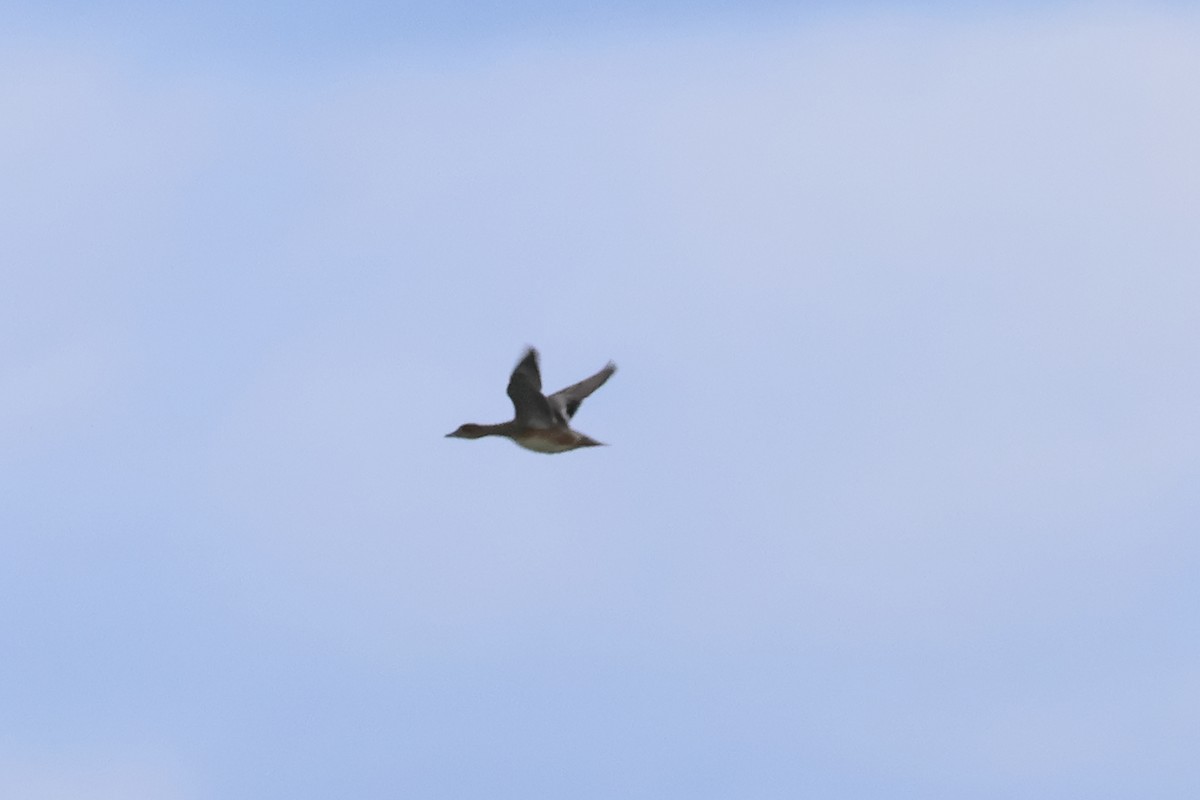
[446,348,616,454]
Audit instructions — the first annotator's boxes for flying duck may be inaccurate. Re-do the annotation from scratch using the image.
[446,347,616,453]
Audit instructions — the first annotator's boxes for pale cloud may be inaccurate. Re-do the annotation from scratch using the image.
[0,336,126,452]
[123,10,1195,670]
[0,747,196,800]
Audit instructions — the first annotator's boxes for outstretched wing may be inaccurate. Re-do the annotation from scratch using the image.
[549,361,616,420]
[506,347,556,427]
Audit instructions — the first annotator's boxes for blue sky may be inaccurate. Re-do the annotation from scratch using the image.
[3,2,1199,798]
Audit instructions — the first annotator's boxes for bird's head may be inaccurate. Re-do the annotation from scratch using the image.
[445,423,487,439]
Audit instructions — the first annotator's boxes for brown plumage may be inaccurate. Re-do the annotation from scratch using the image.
[446,347,616,453]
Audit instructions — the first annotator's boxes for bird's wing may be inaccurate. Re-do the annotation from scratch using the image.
[548,361,616,420]
[506,347,556,427]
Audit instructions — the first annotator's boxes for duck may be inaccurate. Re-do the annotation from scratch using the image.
[446,347,616,453]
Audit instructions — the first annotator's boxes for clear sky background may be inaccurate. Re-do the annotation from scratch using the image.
[3,2,1198,798]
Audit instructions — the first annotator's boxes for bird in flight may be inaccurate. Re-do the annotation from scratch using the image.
[446,347,617,453]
